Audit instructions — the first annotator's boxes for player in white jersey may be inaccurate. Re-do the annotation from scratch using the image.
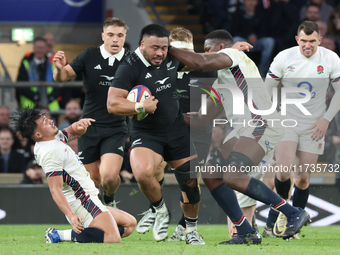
[265,20,340,236]
[13,107,136,244]
[169,29,310,243]
[193,30,275,238]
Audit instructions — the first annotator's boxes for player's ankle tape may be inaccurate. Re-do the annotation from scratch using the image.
[135,102,145,113]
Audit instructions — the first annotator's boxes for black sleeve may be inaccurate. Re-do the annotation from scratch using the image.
[69,49,88,75]
[111,63,138,92]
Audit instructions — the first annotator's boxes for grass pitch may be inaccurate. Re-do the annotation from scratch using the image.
[0,225,340,255]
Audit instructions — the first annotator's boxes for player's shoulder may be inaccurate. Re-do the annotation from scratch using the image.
[123,49,131,58]
[85,46,100,53]
[74,47,99,62]
[218,48,246,58]
[123,51,143,69]
[318,46,339,59]
[78,46,99,56]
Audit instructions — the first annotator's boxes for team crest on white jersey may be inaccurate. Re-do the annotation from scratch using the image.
[317,65,324,74]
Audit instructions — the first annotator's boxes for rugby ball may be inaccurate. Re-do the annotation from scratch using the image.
[127,85,152,121]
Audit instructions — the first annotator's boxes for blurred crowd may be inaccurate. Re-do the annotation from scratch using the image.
[1,0,340,185]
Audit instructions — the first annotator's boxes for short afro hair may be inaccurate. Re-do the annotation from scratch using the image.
[205,29,234,45]
[12,107,41,139]
[139,24,169,45]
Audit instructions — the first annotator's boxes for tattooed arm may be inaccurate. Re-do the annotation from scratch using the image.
[64,118,95,142]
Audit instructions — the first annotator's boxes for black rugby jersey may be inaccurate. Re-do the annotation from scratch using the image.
[176,71,217,114]
[70,46,130,127]
[112,48,184,129]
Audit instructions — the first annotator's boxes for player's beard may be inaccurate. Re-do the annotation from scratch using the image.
[142,51,164,67]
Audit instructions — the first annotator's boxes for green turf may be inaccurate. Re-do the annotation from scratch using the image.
[0,225,340,255]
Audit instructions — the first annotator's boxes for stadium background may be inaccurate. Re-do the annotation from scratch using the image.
[0,0,340,227]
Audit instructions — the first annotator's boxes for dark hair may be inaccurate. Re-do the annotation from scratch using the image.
[139,24,169,45]
[12,107,41,139]
[33,36,47,44]
[205,29,234,45]
[297,20,320,36]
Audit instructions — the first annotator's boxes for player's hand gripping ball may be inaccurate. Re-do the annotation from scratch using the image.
[127,85,152,121]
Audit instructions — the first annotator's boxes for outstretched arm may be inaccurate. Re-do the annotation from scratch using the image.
[64,118,95,142]
[169,47,233,72]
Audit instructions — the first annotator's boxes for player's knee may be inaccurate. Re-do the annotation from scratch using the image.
[295,178,310,189]
[224,151,253,171]
[203,177,223,191]
[101,174,120,188]
[124,217,137,237]
[223,151,253,187]
[179,186,200,204]
[104,233,122,243]
[206,149,225,179]
[133,165,155,183]
[174,159,200,204]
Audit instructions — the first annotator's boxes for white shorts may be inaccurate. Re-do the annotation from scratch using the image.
[66,195,109,228]
[238,123,284,156]
[281,125,325,155]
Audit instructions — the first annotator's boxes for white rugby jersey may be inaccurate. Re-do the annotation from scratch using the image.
[212,78,252,125]
[213,48,280,123]
[266,46,340,125]
[35,131,99,204]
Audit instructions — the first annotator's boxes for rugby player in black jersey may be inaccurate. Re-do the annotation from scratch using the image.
[107,24,204,244]
[168,28,216,242]
[53,17,129,209]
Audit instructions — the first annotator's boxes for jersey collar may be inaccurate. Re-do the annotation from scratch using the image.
[135,47,152,67]
[100,44,125,66]
[33,57,46,65]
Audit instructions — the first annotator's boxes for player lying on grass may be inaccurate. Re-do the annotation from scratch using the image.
[13,107,137,243]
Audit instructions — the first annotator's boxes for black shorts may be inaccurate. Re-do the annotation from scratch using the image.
[191,127,212,165]
[130,115,196,161]
[78,124,127,164]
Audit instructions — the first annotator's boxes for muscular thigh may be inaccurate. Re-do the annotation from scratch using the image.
[130,147,163,177]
